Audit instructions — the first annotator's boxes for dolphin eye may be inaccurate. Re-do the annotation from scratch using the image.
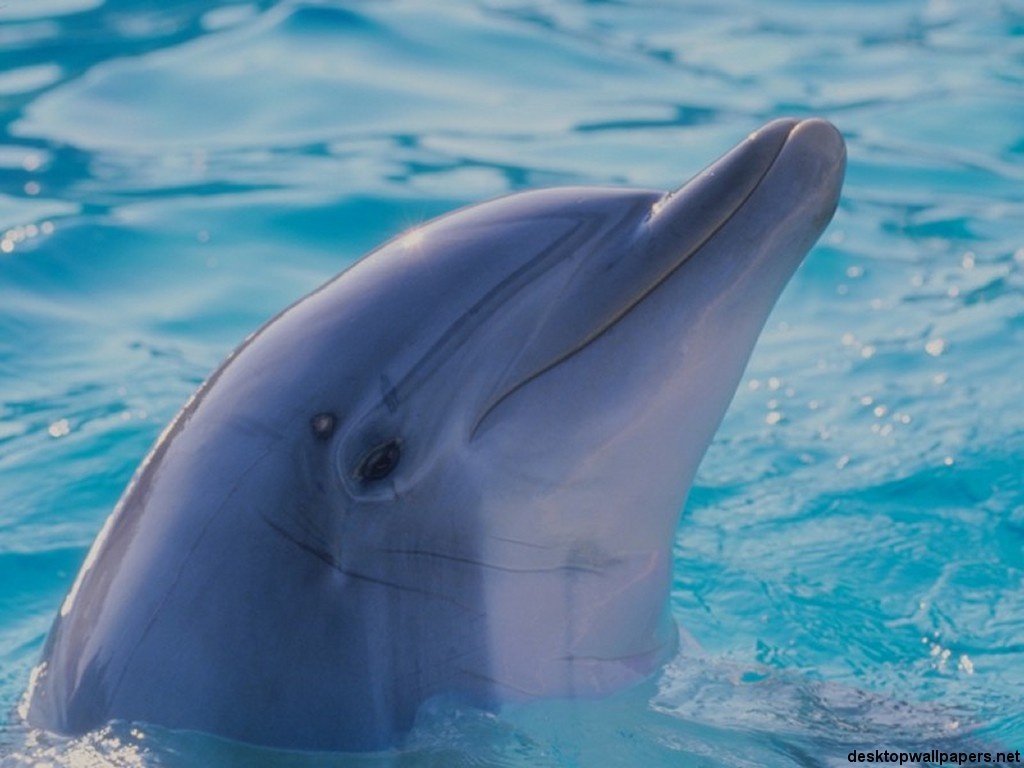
[310,412,336,440]
[357,440,401,482]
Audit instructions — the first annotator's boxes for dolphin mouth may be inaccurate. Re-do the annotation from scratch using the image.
[637,116,845,316]
[649,117,844,241]
[471,118,845,439]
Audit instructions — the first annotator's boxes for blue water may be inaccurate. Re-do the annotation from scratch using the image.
[1,0,1022,765]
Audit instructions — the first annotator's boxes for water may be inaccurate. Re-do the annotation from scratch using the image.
[1,0,1022,764]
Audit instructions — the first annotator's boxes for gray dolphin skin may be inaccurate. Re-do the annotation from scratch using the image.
[24,118,845,752]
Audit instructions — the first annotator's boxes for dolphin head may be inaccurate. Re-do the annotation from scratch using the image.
[29,118,844,750]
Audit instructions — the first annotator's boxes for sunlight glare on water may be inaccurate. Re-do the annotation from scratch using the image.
[0,0,1022,765]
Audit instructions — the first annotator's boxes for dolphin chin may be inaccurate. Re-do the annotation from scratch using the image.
[24,119,845,751]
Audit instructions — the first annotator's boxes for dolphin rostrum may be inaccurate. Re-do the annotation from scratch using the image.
[24,118,845,751]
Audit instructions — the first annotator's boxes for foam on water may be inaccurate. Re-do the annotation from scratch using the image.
[0,0,1022,765]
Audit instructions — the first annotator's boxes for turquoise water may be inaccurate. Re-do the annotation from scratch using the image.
[1,0,1022,765]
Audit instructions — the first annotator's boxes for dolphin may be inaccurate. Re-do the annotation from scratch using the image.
[23,117,845,752]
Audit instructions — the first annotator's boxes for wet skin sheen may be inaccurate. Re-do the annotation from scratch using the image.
[25,118,846,751]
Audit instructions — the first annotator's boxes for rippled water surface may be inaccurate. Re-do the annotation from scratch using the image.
[1,0,1023,765]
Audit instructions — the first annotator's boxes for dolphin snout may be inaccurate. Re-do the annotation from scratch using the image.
[742,117,845,173]
[646,116,845,276]
[786,118,846,169]
[649,116,844,247]
[765,117,847,231]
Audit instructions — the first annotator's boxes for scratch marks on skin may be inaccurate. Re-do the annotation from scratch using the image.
[389,645,485,691]
[267,501,335,564]
[556,642,667,664]
[375,548,604,575]
[264,519,483,616]
[457,668,539,698]
[487,534,561,551]
[261,514,339,571]
[570,549,665,643]
[106,445,277,706]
